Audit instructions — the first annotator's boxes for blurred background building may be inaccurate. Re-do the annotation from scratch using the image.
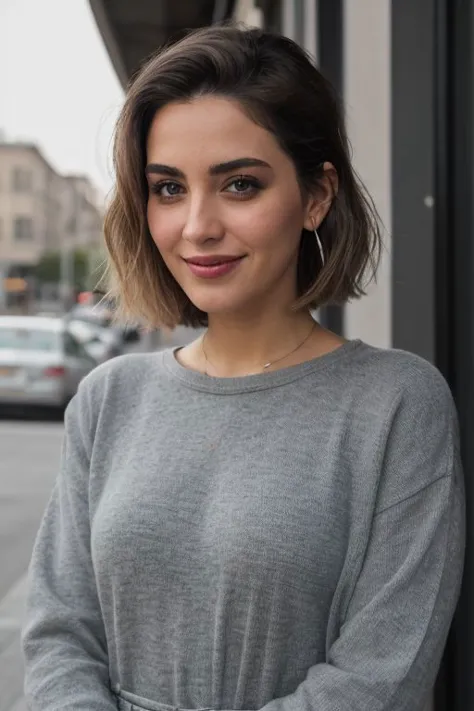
[88,1,473,710]
[0,140,103,311]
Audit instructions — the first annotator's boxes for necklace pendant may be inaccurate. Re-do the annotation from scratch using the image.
[263,362,271,370]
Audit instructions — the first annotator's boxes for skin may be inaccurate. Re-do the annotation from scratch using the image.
[146,95,344,377]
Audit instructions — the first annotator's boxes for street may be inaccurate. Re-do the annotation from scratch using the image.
[0,418,63,711]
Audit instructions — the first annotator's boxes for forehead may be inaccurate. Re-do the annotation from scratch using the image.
[146,96,279,162]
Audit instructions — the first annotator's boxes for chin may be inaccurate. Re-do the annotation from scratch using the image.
[189,299,240,316]
[184,290,250,317]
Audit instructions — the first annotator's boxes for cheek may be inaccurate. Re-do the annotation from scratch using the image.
[147,202,180,253]
[237,192,303,253]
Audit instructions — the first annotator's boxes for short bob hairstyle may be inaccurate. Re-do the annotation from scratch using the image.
[103,24,382,329]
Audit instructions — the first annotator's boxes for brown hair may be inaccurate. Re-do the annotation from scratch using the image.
[103,24,382,328]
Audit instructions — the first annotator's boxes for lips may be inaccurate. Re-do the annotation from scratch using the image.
[184,255,244,266]
[184,255,245,279]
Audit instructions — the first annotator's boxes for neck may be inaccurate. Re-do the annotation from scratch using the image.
[202,308,318,377]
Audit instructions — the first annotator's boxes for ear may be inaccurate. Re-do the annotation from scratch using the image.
[303,162,339,231]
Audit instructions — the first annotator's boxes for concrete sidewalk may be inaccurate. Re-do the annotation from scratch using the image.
[0,574,28,711]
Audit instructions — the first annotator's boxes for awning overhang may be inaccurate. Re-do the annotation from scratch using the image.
[89,0,235,86]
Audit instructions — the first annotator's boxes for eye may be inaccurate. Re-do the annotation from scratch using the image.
[224,176,262,197]
[150,181,184,199]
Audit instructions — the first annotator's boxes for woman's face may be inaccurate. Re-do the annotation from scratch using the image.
[146,96,320,319]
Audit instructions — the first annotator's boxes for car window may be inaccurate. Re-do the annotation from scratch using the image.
[63,332,96,363]
[68,321,96,343]
[0,327,59,351]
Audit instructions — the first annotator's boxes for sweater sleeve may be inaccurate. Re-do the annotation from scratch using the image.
[257,367,465,711]
[22,384,117,711]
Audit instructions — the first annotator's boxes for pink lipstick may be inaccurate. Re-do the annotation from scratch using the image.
[184,255,245,279]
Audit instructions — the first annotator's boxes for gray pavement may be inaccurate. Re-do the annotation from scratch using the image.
[0,420,63,711]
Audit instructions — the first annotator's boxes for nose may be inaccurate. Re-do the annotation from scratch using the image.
[181,195,225,244]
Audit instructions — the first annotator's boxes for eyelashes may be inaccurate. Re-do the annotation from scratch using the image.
[149,181,183,199]
[225,176,263,196]
[149,175,264,201]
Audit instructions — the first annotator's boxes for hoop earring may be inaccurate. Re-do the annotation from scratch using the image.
[314,227,325,266]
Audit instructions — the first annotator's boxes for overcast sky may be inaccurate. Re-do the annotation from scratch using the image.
[0,0,124,200]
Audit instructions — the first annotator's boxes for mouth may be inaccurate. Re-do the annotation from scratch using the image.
[183,255,245,279]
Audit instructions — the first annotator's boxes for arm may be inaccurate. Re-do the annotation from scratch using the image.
[258,366,465,711]
[22,384,117,711]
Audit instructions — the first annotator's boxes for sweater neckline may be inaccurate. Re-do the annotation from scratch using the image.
[161,338,365,394]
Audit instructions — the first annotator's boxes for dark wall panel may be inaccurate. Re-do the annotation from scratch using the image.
[392,0,436,361]
[318,0,344,335]
[446,0,474,707]
[393,0,473,707]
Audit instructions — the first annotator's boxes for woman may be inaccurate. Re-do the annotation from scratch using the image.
[23,25,465,711]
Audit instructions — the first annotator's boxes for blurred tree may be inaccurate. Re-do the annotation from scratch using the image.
[85,247,108,292]
[34,249,106,292]
[34,251,61,284]
[74,249,89,289]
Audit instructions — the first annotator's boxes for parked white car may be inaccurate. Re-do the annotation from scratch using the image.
[0,315,97,411]
[68,304,141,345]
[66,319,124,363]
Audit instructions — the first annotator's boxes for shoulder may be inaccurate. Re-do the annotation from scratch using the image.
[351,343,455,417]
[354,345,460,511]
[82,350,161,396]
[69,351,166,429]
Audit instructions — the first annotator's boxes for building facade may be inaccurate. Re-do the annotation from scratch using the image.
[0,142,103,306]
[0,143,58,270]
[59,175,103,252]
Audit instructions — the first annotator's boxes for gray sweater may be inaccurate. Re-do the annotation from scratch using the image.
[22,340,465,711]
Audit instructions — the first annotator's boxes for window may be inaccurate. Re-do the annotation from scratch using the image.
[63,332,96,364]
[12,167,32,193]
[63,332,82,357]
[0,327,59,352]
[13,216,34,241]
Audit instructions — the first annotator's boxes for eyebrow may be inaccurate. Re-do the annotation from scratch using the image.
[145,157,271,179]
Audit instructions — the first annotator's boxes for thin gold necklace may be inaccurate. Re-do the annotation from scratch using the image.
[201,322,316,376]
